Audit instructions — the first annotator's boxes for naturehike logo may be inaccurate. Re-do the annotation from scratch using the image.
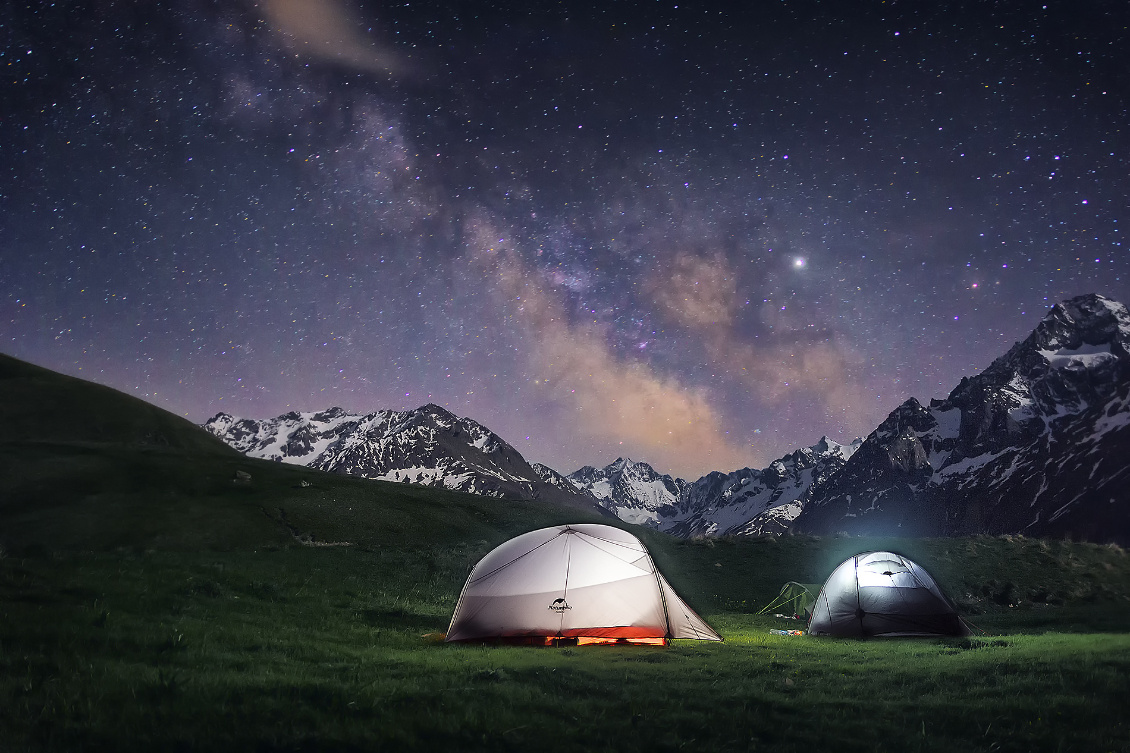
[548,598,571,613]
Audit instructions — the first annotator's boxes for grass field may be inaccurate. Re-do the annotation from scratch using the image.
[2,352,1129,751]
[3,506,1129,751]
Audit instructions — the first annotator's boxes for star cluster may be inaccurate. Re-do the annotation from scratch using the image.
[2,0,1126,478]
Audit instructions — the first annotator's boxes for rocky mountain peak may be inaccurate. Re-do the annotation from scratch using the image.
[980,294,1129,382]
[312,406,349,421]
[946,294,1130,430]
[810,436,834,454]
[565,456,685,526]
[1033,294,1130,352]
[418,403,459,422]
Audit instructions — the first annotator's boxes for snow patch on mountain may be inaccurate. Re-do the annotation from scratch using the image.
[1040,342,1115,369]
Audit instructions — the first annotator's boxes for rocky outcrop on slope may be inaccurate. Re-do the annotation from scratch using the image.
[793,294,1130,543]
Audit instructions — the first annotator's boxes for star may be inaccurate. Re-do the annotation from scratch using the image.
[2,0,1126,478]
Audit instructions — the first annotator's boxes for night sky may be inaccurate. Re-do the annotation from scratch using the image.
[3,1,1127,478]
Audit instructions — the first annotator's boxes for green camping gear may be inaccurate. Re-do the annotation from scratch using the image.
[758,581,818,620]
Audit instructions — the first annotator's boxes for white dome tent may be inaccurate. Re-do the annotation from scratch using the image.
[808,551,970,637]
[446,524,722,645]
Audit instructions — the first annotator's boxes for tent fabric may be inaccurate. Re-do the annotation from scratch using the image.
[446,524,722,643]
[807,551,970,637]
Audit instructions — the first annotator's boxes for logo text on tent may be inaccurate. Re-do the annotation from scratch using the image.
[548,598,571,613]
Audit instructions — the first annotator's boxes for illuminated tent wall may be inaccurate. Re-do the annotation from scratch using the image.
[446,524,722,644]
[808,551,970,637]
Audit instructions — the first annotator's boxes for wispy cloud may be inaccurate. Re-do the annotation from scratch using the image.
[259,0,405,77]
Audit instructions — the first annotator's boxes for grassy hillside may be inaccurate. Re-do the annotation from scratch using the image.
[0,352,606,554]
[0,438,607,554]
[2,352,1129,751]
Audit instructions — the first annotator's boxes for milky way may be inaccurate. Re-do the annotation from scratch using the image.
[2,1,1127,477]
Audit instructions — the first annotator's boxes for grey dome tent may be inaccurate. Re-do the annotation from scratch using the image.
[808,551,970,637]
[446,524,722,645]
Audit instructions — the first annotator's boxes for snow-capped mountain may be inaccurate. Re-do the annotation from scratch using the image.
[204,403,599,512]
[793,293,1130,544]
[566,458,687,526]
[566,438,860,536]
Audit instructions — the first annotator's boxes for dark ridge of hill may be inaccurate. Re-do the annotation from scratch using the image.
[0,352,237,454]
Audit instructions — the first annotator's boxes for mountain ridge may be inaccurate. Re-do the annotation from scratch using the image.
[565,439,861,537]
[202,293,1130,544]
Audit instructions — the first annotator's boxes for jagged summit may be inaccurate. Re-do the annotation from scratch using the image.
[970,293,1128,397]
[566,457,685,526]
[1024,294,1129,354]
